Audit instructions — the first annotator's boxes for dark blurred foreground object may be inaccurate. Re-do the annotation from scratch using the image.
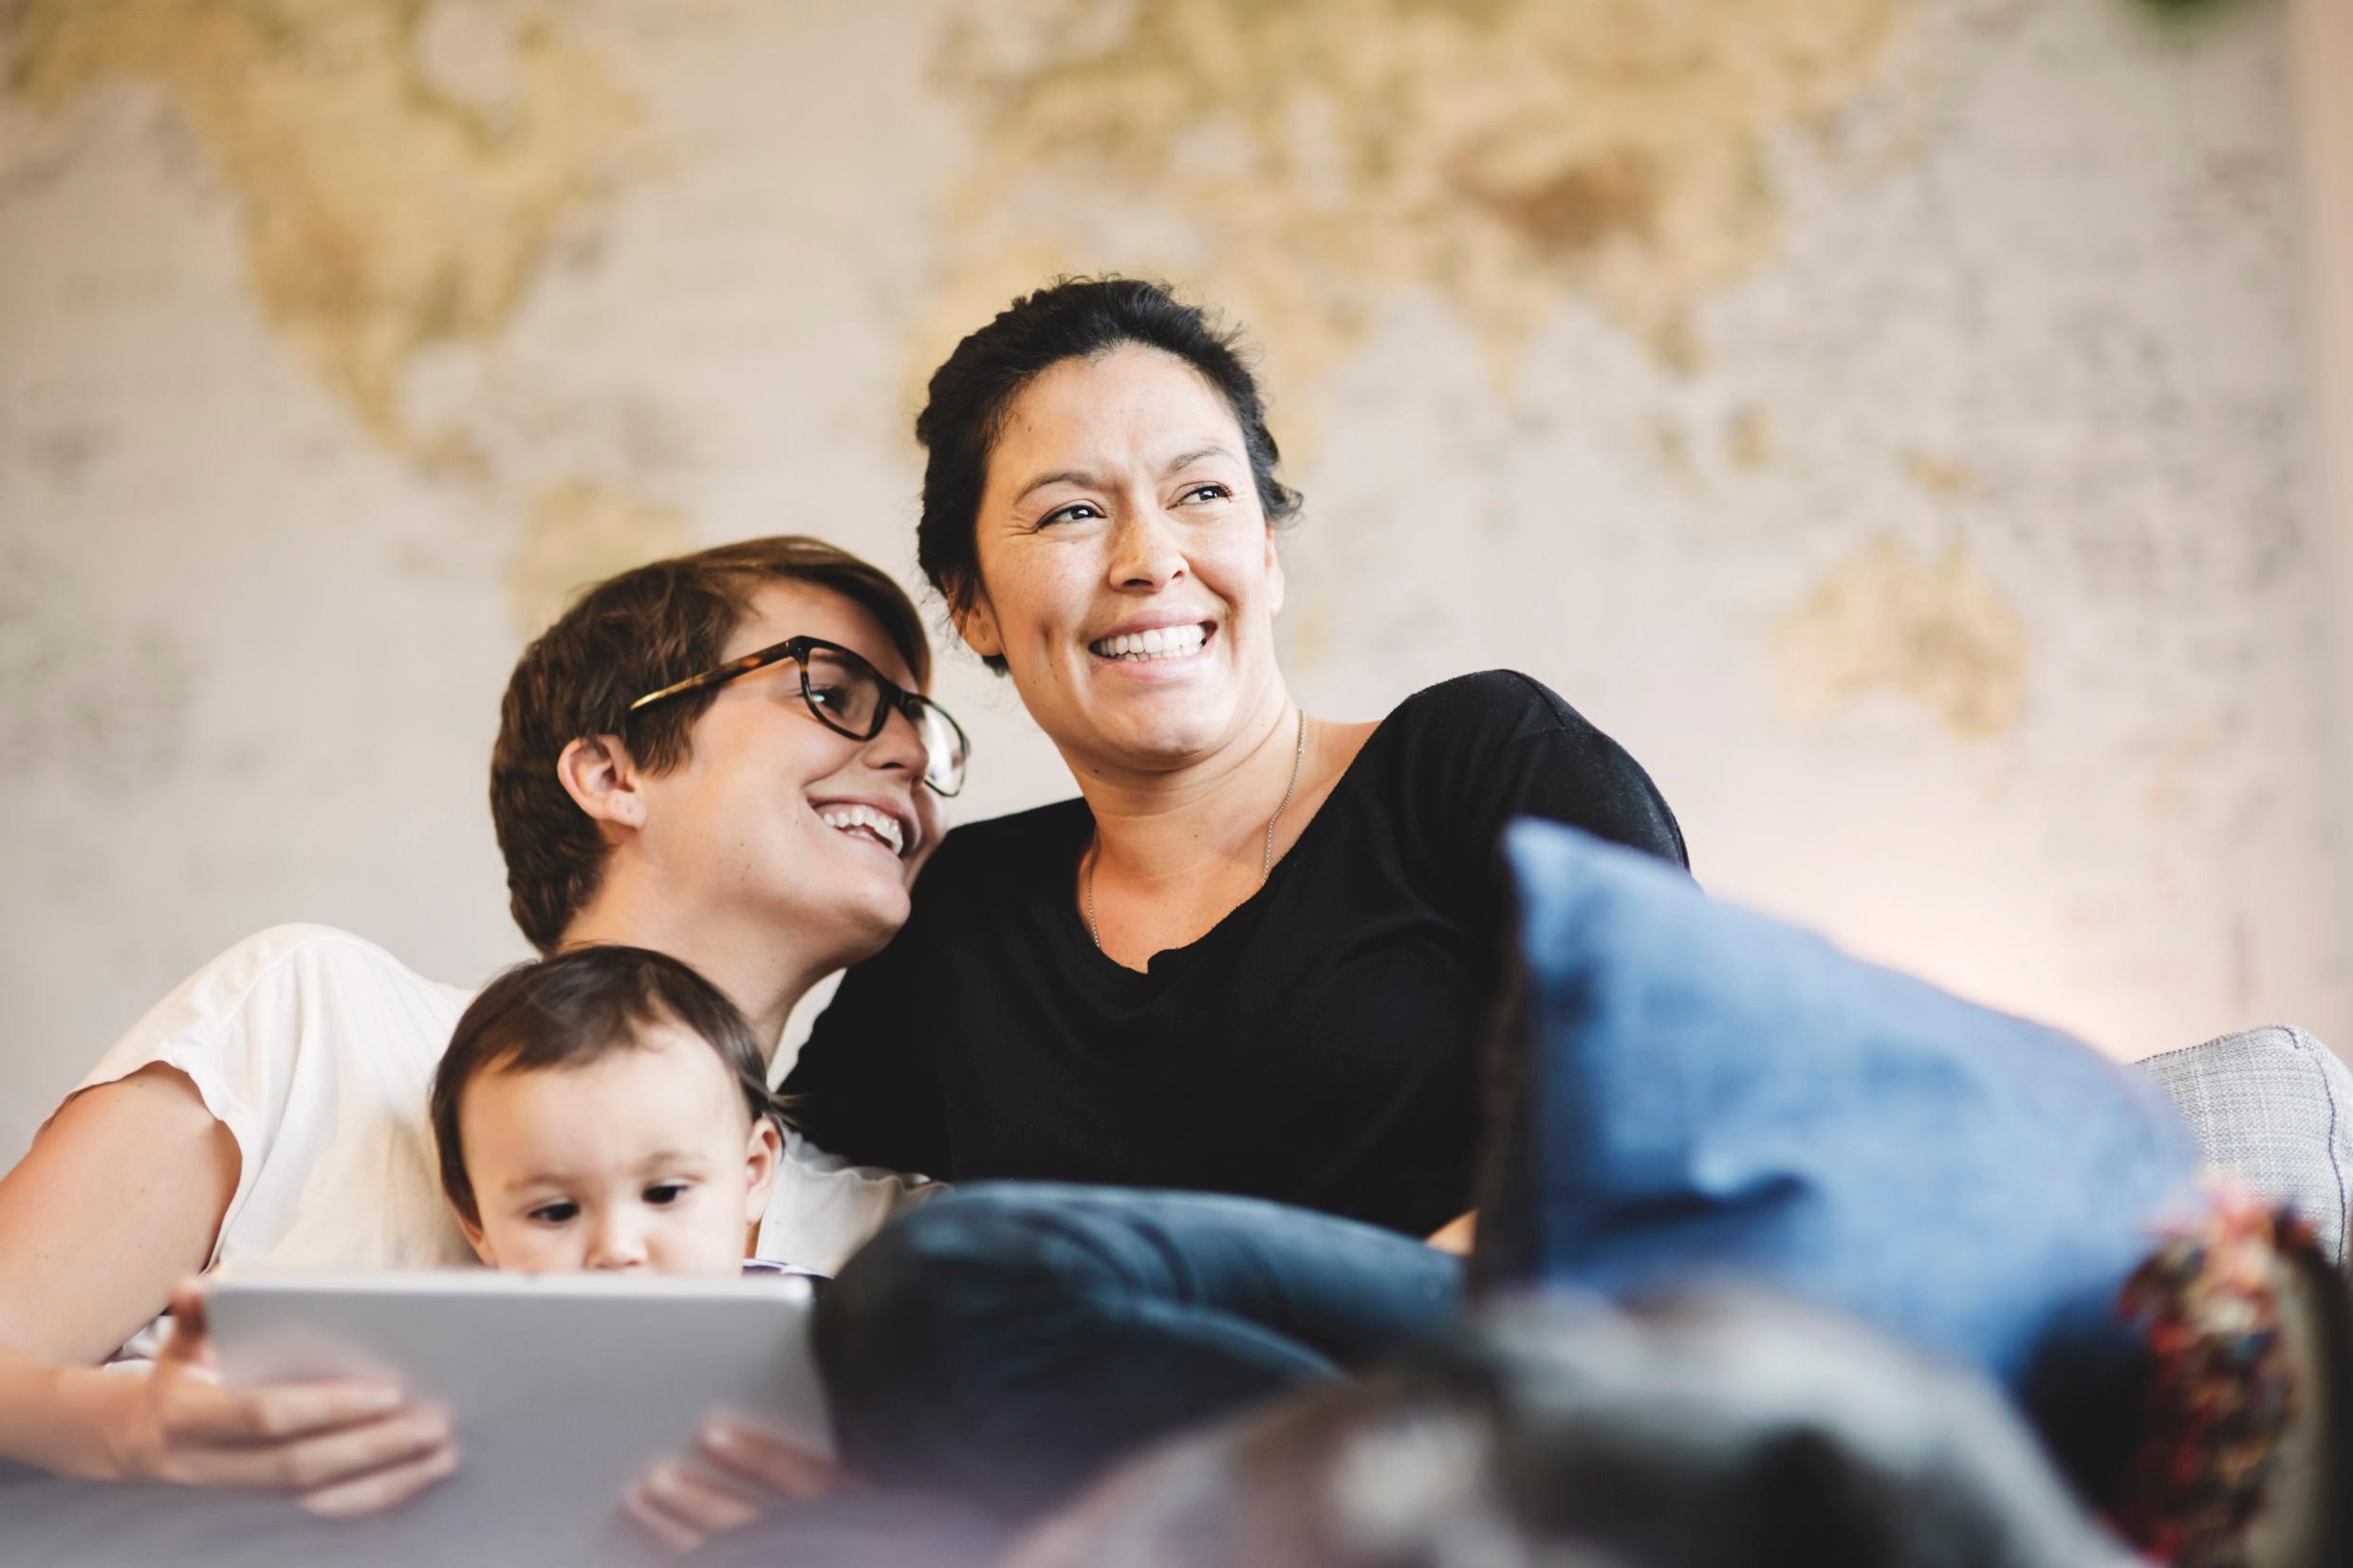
[1006,1293,2146,1568]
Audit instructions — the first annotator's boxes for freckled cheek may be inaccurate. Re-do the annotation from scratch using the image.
[999,561,1085,644]
[1199,538,1268,592]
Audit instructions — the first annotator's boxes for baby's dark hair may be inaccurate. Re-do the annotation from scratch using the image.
[430,944,785,1227]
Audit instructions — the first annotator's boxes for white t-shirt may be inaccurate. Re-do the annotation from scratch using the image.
[63,924,936,1358]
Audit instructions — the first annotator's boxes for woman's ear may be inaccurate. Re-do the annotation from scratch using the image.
[947,575,1004,661]
[556,734,648,834]
[1264,527,1286,618]
[741,1117,784,1231]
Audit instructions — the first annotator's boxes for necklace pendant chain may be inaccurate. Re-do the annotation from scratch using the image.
[1261,705,1307,878]
[1086,708,1307,953]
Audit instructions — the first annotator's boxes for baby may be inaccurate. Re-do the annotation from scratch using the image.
[430,944,784,1277]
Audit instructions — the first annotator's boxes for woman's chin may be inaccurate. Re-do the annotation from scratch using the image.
[1100,722,1229,769]
[791,880,913,971]
[1067,689,1242,765]
[853,880,915,940]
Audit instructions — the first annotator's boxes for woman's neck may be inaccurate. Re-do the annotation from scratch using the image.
[1072,694,1310,891]
[556,873,825,1051]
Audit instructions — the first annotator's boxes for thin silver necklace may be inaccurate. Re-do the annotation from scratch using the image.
[1085,707,1307,953]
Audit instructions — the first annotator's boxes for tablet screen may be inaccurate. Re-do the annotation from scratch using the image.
[209,1270,826,1566]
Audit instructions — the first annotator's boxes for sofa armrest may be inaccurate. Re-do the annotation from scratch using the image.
[2136,1026,2353,1271]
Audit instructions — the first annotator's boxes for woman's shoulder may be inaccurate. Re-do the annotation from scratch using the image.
[153,923,475,1021]
[1365,671,1688,869]
[1380,669,1600,747]
[83,924,471,1096]
[186,921,461,984]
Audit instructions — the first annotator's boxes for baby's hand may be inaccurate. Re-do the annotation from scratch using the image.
[622,1415,850,1555]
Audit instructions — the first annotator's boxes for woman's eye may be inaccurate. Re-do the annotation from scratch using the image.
[1179,483,1231,505]
[528,1201,579,1225]
[1039,502,1102,527]
[644,1183,689,1207]
[806,683,849,710]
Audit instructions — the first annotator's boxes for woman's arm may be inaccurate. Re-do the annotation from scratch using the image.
[0,1065,453,1510]
[0,1065,233,1373]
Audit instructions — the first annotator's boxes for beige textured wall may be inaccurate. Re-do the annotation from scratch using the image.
[2,0,2347,1168]
[2296,0,2353,932]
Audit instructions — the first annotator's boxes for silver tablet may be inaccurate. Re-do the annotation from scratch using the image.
[207,1269,827,1566]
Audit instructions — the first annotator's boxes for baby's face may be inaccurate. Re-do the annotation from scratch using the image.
[456,1022,780,1277]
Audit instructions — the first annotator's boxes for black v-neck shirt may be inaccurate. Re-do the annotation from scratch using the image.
[782,671,1688,1237]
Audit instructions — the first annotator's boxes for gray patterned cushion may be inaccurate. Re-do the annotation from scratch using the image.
[2136,1026,2353,1270]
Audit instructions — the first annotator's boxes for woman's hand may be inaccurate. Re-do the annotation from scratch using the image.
[93,1278,458,1517]
[623,1414,850,1556]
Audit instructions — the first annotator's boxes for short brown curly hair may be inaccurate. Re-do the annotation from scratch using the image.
[490,537,933,953]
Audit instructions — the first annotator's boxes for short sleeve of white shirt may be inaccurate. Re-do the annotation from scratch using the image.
[63,925,483,1352]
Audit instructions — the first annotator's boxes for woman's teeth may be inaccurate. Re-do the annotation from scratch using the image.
[818,804,905,858]
[1091,624,1208,661]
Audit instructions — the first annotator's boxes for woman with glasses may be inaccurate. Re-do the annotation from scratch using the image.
[0,537,961,1545]
[776,279,1689,1519]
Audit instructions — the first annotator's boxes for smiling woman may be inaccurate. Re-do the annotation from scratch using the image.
[780,278,1691,1517]
[790,279,1688,1227]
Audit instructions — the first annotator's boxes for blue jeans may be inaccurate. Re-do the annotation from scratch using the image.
[814,1184,1464,1517]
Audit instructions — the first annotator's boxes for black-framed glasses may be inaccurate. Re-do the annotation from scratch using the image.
[627,636,970,796]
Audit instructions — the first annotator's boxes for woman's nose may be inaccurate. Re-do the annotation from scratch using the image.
[1107,509,1187,591]
[863,700,931,780]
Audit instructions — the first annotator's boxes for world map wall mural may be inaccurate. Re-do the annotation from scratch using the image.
[2,0,2344,1157]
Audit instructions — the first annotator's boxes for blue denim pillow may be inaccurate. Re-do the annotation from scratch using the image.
[1477,820,2202,1481]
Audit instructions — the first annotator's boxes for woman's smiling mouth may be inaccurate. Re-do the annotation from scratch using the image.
[1089,622,1213,662]
[814,802,910,858]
